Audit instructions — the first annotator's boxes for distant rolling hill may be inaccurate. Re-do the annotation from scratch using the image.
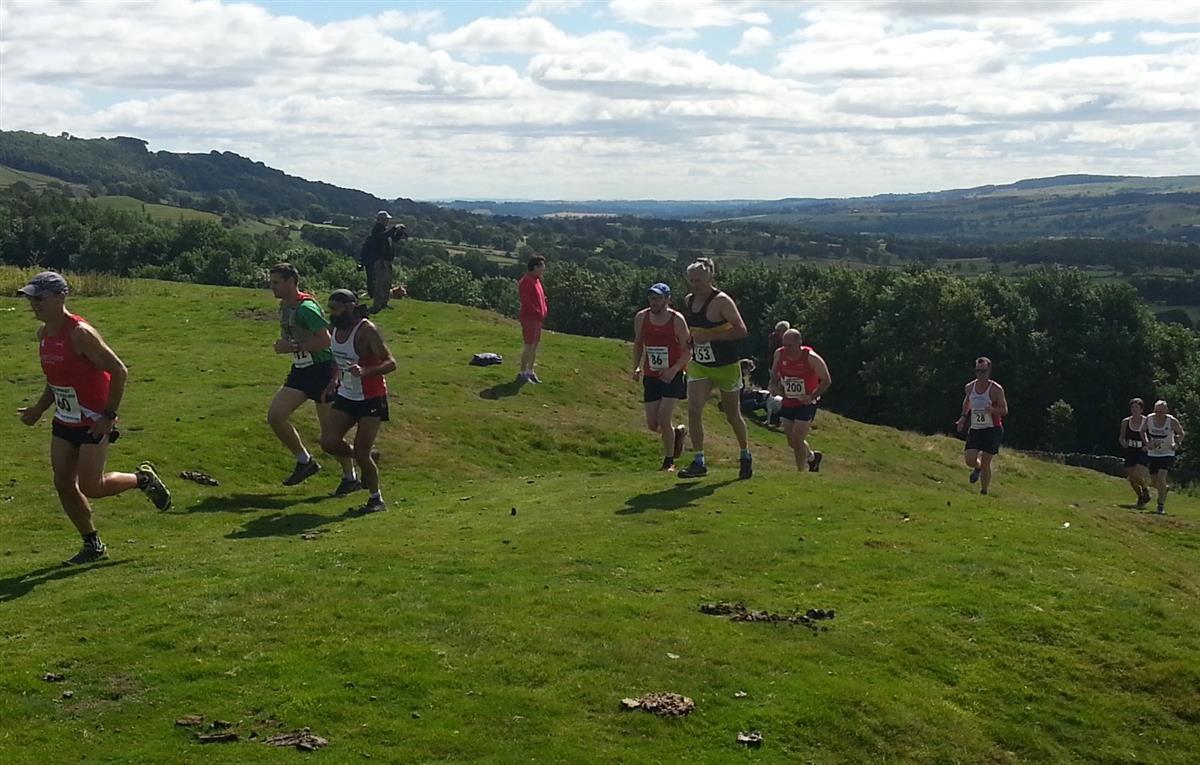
[443,175,1200,243]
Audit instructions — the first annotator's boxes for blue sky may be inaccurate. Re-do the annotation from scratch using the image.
[2,0,1198,200]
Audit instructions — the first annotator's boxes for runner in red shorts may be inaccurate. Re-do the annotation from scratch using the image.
[16,272,171,566]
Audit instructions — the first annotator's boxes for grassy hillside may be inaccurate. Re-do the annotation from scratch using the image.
[1,279,1197,764]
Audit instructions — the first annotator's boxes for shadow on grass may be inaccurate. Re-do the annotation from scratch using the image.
[0,559,133,604]
[225,503,381,539]
[617,479,739,515]
[185,492,332,514]
[480,379,525,400]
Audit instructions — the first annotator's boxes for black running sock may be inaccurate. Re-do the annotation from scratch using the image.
[83,531,102,549]
[136,471,149,489]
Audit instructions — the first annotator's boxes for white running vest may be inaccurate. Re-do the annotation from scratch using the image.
[330,320,367,401]
[968,381,995,429]
[1144,415,1177,457]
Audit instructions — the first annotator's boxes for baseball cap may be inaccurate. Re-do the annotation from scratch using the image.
[328,289,359,305]
[17,271,69,297]
[376,210,392,219]
[647,282,671,297]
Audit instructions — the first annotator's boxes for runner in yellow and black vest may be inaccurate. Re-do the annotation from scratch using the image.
[677,258,753,480]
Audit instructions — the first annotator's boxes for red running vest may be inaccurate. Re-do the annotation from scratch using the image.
[776,346,820,407]
[641,312,684,379]
[40,314,110,427]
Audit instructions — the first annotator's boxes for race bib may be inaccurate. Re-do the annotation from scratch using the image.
[1127,440,1143,449]
[51,384,82,424]
[1150,437,1166,451]
[692,342,715,364]
[782,377,807,399]
[646,346,669,372]
[972,408,993,428]
[292,350,313,369]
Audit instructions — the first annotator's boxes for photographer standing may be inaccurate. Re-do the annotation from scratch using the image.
[361,210,407,314]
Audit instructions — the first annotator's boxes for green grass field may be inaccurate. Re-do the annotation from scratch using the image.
[1,280,1198,763]
[88,195,223,224]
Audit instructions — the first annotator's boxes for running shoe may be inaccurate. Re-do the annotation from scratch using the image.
[1156,503,1165,515]
[63,541,107,566]
[528,372,543,384]
[969,467,981,484]
[808,451,824,473]
[358,495,387,514]
[283,459,320,486]
[678,459,708,479]
[660,457,675,472]
[980,488,989,496]
[137,462,172,511]
[332,477,363,497]
[738,454,753,480]
[672,424,688,459]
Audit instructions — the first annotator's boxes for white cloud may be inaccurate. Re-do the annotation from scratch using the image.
[1137,30,1200,45]
[428,17,628,54]
[608,0,770,29]
[520,0,587,15]
[1,0,1197,199]
[732,27,774,56]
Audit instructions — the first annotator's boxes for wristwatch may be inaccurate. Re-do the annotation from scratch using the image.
[103,409,119,420]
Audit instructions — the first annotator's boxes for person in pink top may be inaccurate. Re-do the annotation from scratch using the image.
[517,255,548,383]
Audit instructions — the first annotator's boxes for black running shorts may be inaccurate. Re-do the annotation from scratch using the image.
[965,426,1003,455]
[1148,455,1176,475]
[284,360,335,403]
[331,395,390,422]
[779,403,819,422]
[52,420,120,447]
[643,374,687,403]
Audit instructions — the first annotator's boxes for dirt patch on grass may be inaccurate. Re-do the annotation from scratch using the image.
[265,728,329,751]
[700,602,835,631]
[234,308,275,322]
[621,692,695,717]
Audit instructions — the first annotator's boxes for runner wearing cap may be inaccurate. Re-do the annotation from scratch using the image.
[319,290,397,514]
[1140,399,1186,515]
[677,258,753,480]
[632,283,690,471]
[956,356,1009,495]
[16,271,171,565]
[266,263,357,491]
[769,329,831,473]
[517,255,548,384]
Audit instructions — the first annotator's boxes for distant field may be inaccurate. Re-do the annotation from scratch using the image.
[89,195,221,222]
[0,164,74,188]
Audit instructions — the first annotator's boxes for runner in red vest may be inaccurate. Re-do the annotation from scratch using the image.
[16,271,171,565]
[319,290,397,514]
[632,283,691,471]
[770,329,832,473]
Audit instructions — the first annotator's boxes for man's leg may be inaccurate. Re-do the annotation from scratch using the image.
[75,440,138,499]
[978,452,995,493]
[1153,469,1169,509]
[686,378,713,454]
[787,419,815,470]
[363,259,376,299]
[371,260,392,312]
[51,437,94,536]
[316,401,357,478]
[267,387,310,457]
[353,417,385,511]
[718,388,749,449]
[656,398,679,458]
